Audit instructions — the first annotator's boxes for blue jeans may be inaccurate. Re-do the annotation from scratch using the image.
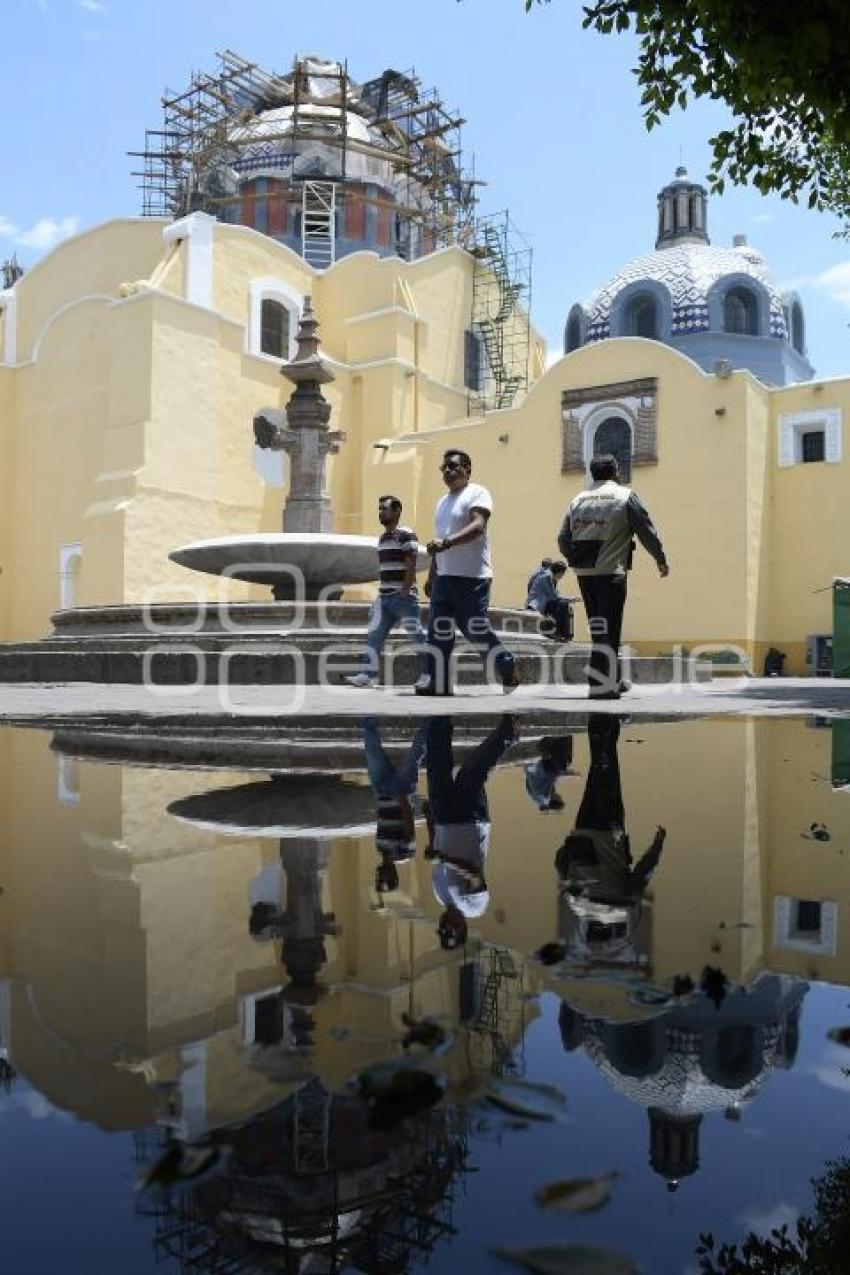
[362,592,426,677]
[363,717,427,799]
[424,575,515,694]
[426,715,515,824]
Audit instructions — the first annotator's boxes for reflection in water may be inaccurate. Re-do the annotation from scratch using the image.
[150,1086,471,1274]
[560,974,805,1190]
[2,715,850,1272]
[425,714,517,950]
[363,717,427,894]
[556,716,663,968]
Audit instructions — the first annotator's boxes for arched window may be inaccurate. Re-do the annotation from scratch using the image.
[624,295,658,339]
[260,299,289,359]
[464,328,487,391]
[723,287,758,336]
[565,306,583,352]
[249,278,301,361]
[790,301,805,355]
[593,416,632,481]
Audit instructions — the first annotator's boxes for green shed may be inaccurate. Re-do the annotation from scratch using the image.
[834,578,850,680]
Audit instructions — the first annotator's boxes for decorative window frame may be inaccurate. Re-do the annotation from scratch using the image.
[609,279,672,342]
[248,276,301,362]
[777,407,842,467]
[773,895,837,957]
[707,273,771,339]
[582,403,635,473]
[562,378,658,474]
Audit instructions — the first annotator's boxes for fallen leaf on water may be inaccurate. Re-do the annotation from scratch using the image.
[137,1144,222,1193]
[485,1078,568,1121]
[535,1172,619,1214]
[828,1026,850,1047]
[493,1244,638,1275]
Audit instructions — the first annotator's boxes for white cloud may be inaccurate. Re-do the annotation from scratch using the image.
[739,1202,801,1237]
[813,262,850,308]
[752,213,774,225]
[545,346,563,369]
[777,275,811,294]
[78,0,106,9]
[0,216,19,238]
[15,216,79,251]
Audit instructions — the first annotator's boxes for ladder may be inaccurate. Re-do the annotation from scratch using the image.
[302,180,336,269]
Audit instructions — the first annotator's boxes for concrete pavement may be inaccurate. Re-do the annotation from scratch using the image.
[0,677,848,726]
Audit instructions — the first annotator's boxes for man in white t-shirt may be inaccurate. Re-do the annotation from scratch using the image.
[418,449,519,696]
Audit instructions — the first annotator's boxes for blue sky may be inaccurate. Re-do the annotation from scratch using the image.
[3,0,849,374]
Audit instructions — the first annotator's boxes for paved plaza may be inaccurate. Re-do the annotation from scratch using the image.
[0,676,848,725]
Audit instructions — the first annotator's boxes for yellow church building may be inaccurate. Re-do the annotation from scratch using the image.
[0,51,847,675]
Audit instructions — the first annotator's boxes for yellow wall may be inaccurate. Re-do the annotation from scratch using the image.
[1,216,847,661]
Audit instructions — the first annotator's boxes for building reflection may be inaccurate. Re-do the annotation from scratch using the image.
[560,973,805,1190]
[549,713,809,1189]
[147,1085,471,1274]
[0,713,848,1247]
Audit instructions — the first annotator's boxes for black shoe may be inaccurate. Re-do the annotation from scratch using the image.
[501,670,521,694]
[588,688,621,701]
[415,684,453,697]
[618,680,632,695]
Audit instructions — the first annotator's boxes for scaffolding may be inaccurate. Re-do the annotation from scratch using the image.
[146,1085,471,1274]
[469,211,533,412]
[1,254,23,290]
[130,50,477,263]
[467,944,528,1080]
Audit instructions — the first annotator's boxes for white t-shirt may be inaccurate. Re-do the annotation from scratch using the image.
[434,482,493,578]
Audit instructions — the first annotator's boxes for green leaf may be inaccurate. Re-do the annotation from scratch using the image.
[493,1245,639,1275]
[535,1172,619,1213]
[485,1077,568,1121]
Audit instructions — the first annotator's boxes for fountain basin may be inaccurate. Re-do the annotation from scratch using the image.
[169,533,429,598]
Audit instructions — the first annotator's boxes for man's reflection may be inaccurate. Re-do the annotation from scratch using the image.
[425,714,517,949]
[556,716,665,966]
[362,717,427,894]
[524,734,576,812]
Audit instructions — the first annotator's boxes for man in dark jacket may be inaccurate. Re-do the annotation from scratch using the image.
[558,454,669,699]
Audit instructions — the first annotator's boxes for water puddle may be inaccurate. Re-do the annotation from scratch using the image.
[2,713,850,1272]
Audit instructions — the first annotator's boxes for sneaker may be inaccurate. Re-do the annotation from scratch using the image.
[501,669,521,694]
[618,679,632,695]
[345,672,378,689]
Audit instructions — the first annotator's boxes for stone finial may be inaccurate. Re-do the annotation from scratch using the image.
[252,298,346,537]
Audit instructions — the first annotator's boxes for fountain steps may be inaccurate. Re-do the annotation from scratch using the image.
[0,604,709,687]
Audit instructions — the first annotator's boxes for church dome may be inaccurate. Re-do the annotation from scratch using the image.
[564,168,813,385]
[583,239,788,344]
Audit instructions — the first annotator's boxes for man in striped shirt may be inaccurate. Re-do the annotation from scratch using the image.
[346,495,426,689]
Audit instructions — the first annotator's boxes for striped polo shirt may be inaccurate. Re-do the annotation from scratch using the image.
[378,525,419,595]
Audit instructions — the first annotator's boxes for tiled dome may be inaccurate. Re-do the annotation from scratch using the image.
[564,167,813,384]
[584,240,788,344]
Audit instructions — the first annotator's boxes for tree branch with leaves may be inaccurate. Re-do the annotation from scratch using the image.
[519,1,850,231]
